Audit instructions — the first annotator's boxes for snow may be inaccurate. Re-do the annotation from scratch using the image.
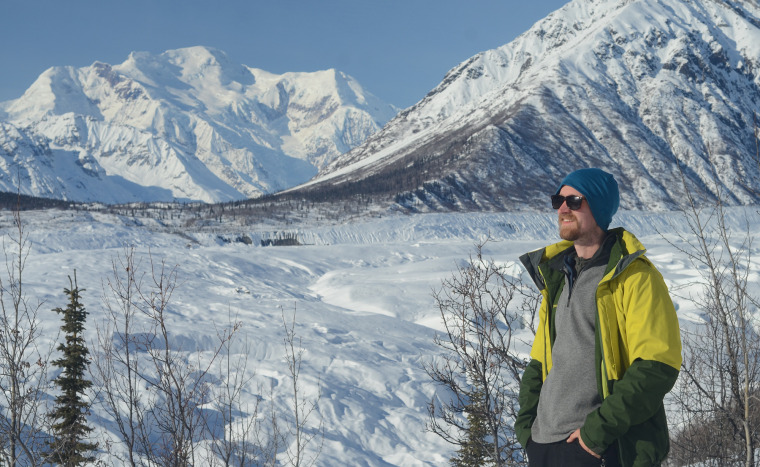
[308,0,760,213]
[0,46,398,203]
[6,205,758,465]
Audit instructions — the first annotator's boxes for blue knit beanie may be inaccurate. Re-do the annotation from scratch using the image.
[556,168,619,231]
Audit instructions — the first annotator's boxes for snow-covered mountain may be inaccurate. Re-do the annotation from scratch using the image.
[293,0,760,212]
[0,46,397,203]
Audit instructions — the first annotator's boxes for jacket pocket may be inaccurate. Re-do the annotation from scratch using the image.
[618,407,670,466]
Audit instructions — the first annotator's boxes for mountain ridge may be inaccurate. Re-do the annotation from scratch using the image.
[291,0,760,212]
[0,46,397,203]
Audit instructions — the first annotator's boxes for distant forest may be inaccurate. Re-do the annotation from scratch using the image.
[0,192,72,211]
[0,189,387,228]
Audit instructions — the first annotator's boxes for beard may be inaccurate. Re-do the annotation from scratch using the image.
[559,214,581,241]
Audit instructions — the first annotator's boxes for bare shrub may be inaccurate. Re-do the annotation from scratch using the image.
[424,239,539,466]
[0,207,56,466]
[91,247,239,466]
[280,306,323,467]
[665,160,760,467]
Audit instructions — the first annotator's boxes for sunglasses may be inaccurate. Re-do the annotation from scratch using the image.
[551,194,585,210]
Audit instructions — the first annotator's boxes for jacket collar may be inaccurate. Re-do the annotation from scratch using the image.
[519,227,647,291]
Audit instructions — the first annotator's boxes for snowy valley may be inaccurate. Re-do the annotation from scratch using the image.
[5,205,757,465]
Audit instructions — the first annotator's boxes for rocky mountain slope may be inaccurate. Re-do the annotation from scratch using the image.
[0,46,397,203]
[291,0,760,212]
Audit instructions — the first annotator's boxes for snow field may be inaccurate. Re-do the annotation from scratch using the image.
[3,206,759,465]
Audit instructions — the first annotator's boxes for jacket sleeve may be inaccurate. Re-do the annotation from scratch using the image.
[580,359,678,453]
[514,358,543,447]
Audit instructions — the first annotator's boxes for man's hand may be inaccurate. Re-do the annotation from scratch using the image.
[567,428,601,459]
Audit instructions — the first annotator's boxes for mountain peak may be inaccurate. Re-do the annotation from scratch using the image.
[161,46,237,76]
[0,47,397,203]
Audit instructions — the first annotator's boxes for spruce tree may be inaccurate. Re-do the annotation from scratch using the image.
[451,385,495,467]
[47,274,97,466]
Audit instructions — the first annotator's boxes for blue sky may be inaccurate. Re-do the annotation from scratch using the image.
[1,1,569,109]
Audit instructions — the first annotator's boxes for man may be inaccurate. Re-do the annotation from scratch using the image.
[514,168,682,466]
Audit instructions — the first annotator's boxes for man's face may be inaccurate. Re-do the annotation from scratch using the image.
[557,185,598,242]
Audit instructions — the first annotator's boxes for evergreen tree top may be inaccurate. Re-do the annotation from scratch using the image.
[48,271,97,465]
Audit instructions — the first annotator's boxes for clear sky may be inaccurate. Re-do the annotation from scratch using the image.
[1,0,570,109]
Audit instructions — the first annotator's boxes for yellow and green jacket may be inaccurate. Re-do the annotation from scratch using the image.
[515,228,682,467]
